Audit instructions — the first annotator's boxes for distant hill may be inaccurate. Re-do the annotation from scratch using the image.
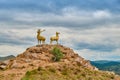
[91,60,120,75]
[0,45,120,80]
[0,55,15,61]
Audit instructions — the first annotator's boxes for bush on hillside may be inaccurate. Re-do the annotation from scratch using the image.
[51,47,63,61]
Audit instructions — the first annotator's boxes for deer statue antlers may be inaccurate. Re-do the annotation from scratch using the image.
[36,29,60,45]
[37,29,46,45]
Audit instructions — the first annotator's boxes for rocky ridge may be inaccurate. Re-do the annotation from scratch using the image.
[1,44,95,70]
[0,44,119,80]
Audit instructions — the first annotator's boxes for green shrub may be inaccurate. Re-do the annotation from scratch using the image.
[51,47,63,61]
[61,70,68,75]
[25,71,31,76]
[38,67,43,71]
[49,68,56,73]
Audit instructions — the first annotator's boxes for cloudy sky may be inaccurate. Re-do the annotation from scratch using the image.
[0,0,120,61]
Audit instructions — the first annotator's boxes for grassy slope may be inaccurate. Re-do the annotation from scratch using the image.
[21,64,116,80]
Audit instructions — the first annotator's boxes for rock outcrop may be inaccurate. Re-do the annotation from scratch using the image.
[0,44,119,80]
[0,45,96,70]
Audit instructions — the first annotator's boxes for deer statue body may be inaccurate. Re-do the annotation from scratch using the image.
[50,32,60,44]
[37,29,46,45]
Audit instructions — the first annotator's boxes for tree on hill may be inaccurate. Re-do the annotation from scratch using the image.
[51,47,63,61]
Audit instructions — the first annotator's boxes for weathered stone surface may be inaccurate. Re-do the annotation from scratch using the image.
[0,44,97,70]
[0,44,120,80]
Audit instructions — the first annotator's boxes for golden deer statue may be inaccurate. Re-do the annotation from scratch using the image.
[50,32,60,44]
[37,29,46,45]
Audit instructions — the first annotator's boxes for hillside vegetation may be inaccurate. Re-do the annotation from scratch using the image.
[22,63,117,80]
[0,45,120,80]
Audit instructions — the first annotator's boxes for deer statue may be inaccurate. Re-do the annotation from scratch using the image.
[37,29,46,45]
[50,32,60,44]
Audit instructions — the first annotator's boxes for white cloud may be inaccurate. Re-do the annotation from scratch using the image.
[0,7,120,60]
[75,48,120,61]
[0,45,25,57]
[0,8,119,30]
[0,26,120,60]
[93,10,111,18]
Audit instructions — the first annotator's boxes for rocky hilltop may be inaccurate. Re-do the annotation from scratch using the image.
[0,44,120,80]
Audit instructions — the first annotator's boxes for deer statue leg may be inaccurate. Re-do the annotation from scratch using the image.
[42,40,45,44]
[57,40,58,44]
[40,40,41,44]
[44,41,45,44]
[50,40,52,44]
[38,40,39,45]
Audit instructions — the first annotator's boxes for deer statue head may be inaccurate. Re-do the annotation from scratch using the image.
[56,32,60,36]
